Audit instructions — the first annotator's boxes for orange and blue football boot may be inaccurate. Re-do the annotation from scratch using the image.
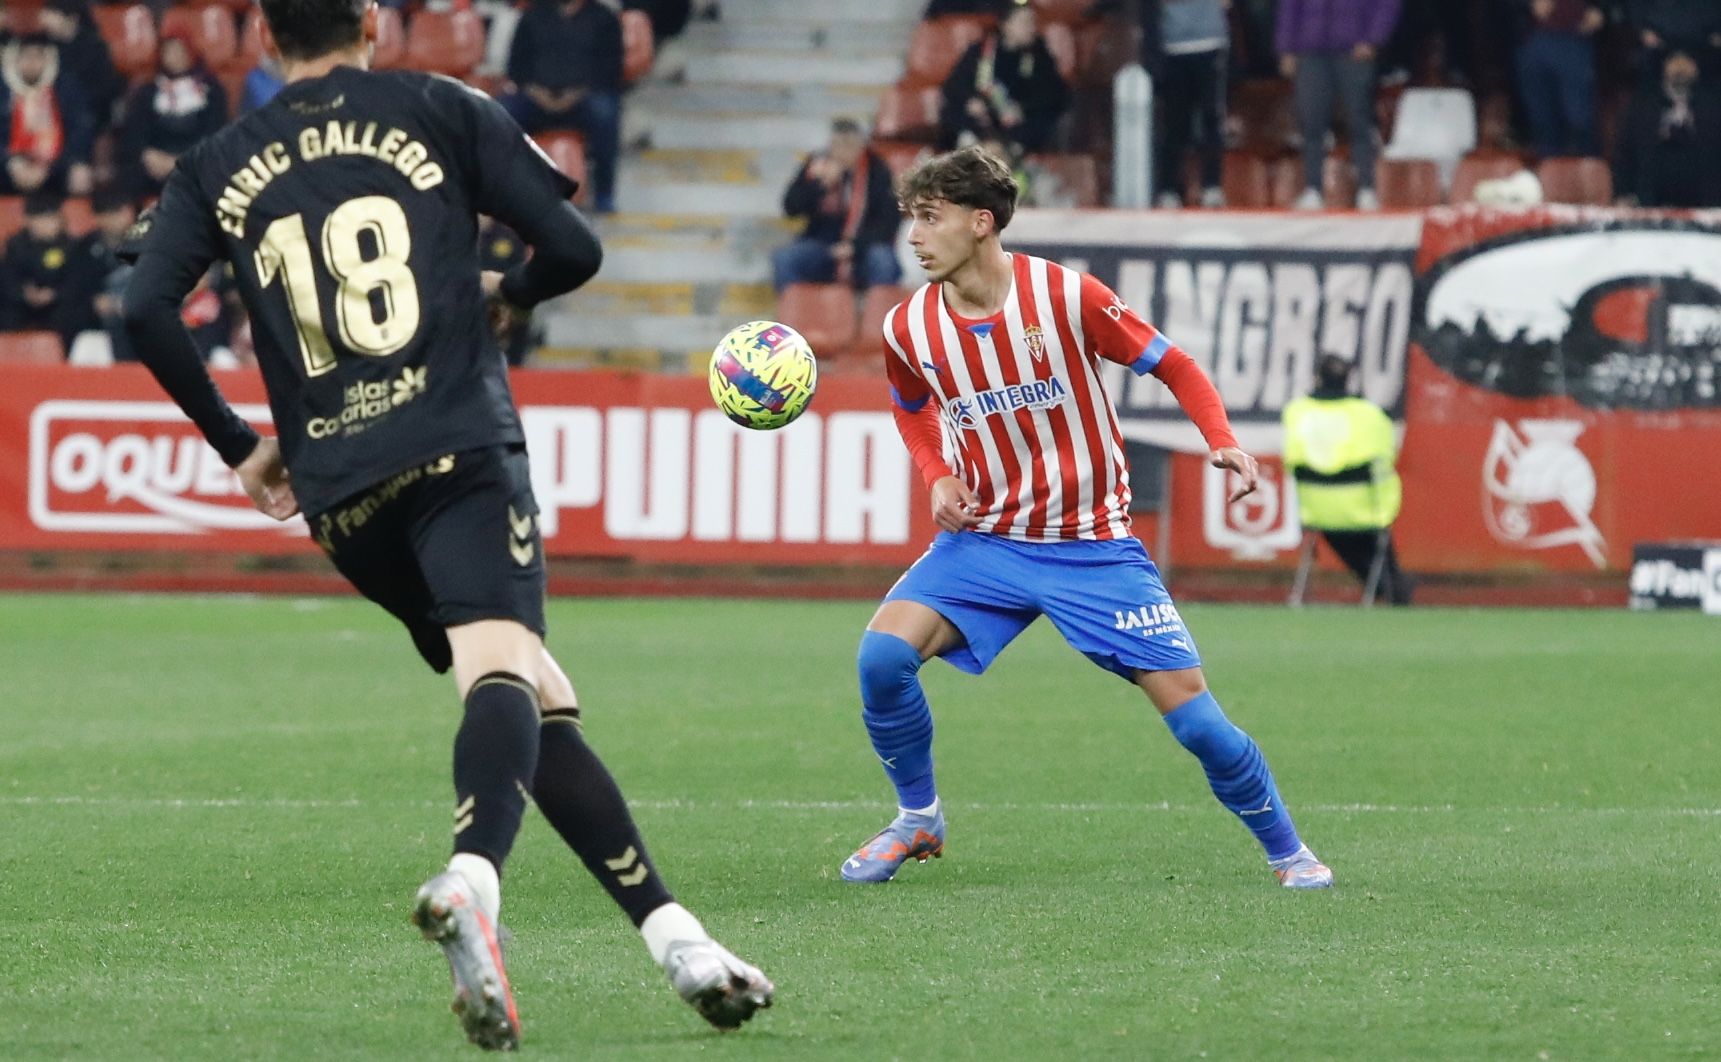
[840,807,945,883]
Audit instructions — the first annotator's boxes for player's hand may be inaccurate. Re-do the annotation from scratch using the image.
[930,475,982,533]
[1279,54,1298,78]
[482,270,529,343]
[1210,447,1260,504]
[236,437,299,521]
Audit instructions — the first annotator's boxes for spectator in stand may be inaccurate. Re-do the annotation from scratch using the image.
[69,185,137,361]
[1613,51,1721,208]
[1276,0,1400,211]
[0,191,82,347]
[1627,1,1721,80]
[1381,0,1471,86]
[939,0,1068,155]
[121,31,228,199]
[1515,0,1604,159]
[0,34,95,195]
[771,118,901,293]
[1150,0,1229,209]
[37,0,124,128]
[502,0,624,214]
[242,54,286,114]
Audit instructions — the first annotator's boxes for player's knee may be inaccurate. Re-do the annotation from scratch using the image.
[449,620,544,699]
[857,630,922,703]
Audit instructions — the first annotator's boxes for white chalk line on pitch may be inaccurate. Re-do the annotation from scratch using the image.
[2,795,1719,817]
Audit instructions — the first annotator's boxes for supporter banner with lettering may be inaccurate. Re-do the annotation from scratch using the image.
[0,365,935,564]
[1008,209,1423,456]
[1159,206,1721,573]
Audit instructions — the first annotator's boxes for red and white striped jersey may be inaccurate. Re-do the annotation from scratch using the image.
[882,252,1184,542]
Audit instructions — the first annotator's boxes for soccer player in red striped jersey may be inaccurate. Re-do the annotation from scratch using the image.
[840,147,1332,888]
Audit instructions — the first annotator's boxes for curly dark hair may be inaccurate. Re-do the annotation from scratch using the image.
[897,145,1020,231]
[260,0,368,61]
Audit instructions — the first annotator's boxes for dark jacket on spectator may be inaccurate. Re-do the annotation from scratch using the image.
[1628,0,1721,52]
[1613,80,1721,207]
[122,48,227,160]
[782,148,900,248]
[1275,0,1402,54]
[42,0,125,123]
[508,0,624,94]
[0,40,96,167]
[0,226,81,336]
[939,33,1069,152]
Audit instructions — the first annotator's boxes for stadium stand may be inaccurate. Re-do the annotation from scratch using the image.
[775,283,857,362]
[91,4,158,81]
[159,5,238,70]
[1450,152,1529,205]
[850,283,914,364]
[902,16,994,87]
[1537,156,1613,206]
[621,8,656,85]
[1375,158,1444,209]
[875,83,943,142]
[0,331,66,366]
[404,8,486,80]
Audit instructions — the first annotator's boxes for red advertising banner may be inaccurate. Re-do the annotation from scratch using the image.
[0,365,936,566]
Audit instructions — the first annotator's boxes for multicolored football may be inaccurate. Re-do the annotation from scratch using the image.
[708,320,819,430]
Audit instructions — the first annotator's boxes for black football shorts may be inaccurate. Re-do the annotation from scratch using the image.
[309,445,547,672]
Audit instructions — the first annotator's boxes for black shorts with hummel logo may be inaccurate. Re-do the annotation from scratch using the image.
[309,444,546,672]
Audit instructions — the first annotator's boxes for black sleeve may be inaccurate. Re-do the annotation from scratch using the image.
[120,169,260,467]
[859,154,902,247]
[782,160,823,217]
[464,87,603,308]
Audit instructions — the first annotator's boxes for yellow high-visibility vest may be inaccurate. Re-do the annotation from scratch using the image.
[1281,395,1402,531]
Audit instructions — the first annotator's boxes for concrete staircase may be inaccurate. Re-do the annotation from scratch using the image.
[533,0,919,372]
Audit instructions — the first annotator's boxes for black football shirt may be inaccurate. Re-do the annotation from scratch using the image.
[139,66,577,516]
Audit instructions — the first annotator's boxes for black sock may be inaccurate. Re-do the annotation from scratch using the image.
[532,709,675,926]
[451,672,543,870]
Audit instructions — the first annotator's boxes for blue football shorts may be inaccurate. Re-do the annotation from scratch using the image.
[883,531,1202,680]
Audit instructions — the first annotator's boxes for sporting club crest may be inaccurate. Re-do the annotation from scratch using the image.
[1482,419,1606,568]
[1022,324,1046,362]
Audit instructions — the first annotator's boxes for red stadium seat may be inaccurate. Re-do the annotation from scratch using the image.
[217,67,247,118]
[180,0,251,11]
[160,5,239,70]
[1220,151,1273,209]
[848,284,914,363]
[0,331,66,366]
[1042,22,1078,83]
[874,82,942,142]
[0,197,23,244]
[1323,152,1358,209]
[903,16,993,87]
[621,8,655,84]
[1450,152,1527,204]
[1375,158,1443,208]
[1269,155,1305,207]
[1537,156,1613,205]
[776,283,858,361]
[1029,152,1099,207]
[372,7,407,70]
[234,8,265,73]
[532,132,588,203]
[405,9,485,78]
[1228,79,1297,154]
[91,4,158,80]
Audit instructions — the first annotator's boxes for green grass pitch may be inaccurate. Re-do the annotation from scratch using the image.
[2,594,1716,1059]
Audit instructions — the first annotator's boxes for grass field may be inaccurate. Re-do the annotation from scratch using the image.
[2,594,1717,1060]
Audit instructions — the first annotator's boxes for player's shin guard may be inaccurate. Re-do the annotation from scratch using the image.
[451,672,543,870]
[857,631,937,810]
[1163,691,1302,861]
[531,710,675,926]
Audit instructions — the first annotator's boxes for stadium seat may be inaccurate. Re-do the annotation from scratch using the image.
[1382,87,1478,188]
[776,283,858,361]
[871,139,929,179]
[1268,155,1305,207]
[532,132,589,203]
[1029,152,1100,207]
[405,9,485,79]
[874,82,942,142]
[1323,152,1358,209]
[5,5,43,34]
[1220,151,1273,209]
[0,331,65,366]
[1375,157,1443,208]
[1450,152,1528,205]
[848,284,914,363]
[1032,0,1095,24]
[1042,22,1078,84]
[234,9,264,73]
[1537,156,1613,205]
[0,197,23,244]
[91,4,158,80]
[217,68,247,118]
[902,16,993,87]
[160,5,239,70]
[621,8,655,84]
[372,7,407,70]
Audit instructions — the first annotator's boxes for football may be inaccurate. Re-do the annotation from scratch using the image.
[708,320,819,430]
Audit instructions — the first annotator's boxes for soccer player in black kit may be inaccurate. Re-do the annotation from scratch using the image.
[120,0,772,1050]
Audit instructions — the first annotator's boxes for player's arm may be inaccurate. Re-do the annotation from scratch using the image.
[121,174,295,519]
[465,89,603,311]
[1080,274,1258,502]
[883,306,979,531]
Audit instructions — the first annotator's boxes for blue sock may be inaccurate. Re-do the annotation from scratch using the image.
[1163,691,1301,861]
[857,631,937,811]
